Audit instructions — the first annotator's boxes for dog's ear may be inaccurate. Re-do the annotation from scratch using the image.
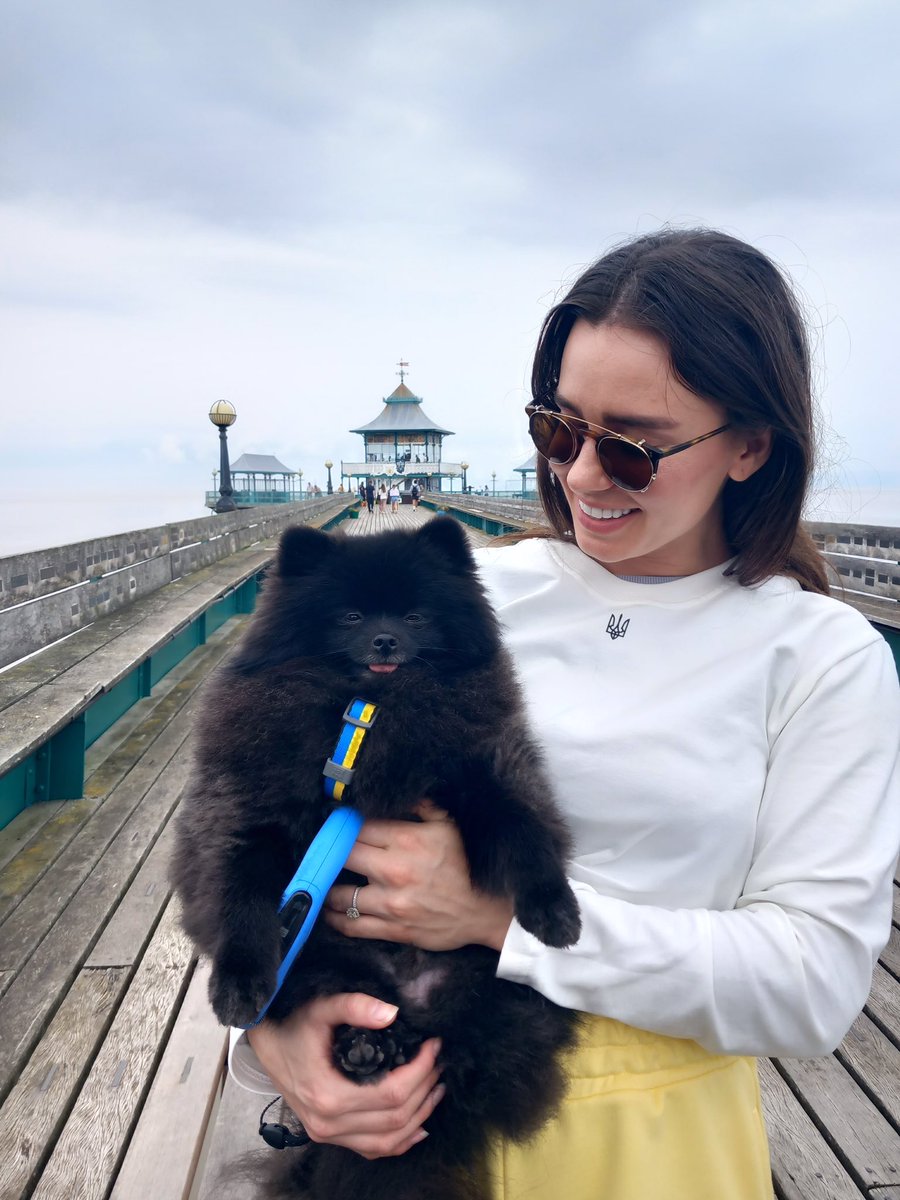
[417,516,476,569]
[277,525,334,577]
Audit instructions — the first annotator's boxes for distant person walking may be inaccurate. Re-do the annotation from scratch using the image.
[378,484,387,512]
[364,480,375,514]
[410,481,420,509]
[389,483,400,513]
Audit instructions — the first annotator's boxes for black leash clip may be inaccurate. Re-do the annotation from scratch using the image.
[259,1096,311,1150]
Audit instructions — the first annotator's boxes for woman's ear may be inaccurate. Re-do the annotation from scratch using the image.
[728,428,773,482]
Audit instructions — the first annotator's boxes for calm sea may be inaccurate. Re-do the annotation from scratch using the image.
[3,484,900,559]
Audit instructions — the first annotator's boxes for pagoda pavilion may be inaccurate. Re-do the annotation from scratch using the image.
[341,364,463,493]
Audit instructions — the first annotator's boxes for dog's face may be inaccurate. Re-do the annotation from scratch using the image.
[232,517,501,678]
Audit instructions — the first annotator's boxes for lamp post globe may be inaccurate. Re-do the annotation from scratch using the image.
[460,461,469,493]
[325,459,334,495]
[208,401,237,513]
[491,471,496,496]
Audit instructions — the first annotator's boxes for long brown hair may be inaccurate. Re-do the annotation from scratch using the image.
[530,229,829,594]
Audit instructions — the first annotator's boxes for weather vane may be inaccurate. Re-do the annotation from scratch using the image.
[396,359,409,383]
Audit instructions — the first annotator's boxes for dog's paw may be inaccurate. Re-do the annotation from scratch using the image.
[209,960,276,1028]
[333,1021,424,1082]
[516,880,582,949]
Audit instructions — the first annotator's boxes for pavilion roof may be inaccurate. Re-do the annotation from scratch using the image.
[350,383,453,435]
[230,453,295,474]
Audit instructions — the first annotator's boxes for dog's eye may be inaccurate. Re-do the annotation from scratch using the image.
[404,613,426,625]
[341,612,363,624]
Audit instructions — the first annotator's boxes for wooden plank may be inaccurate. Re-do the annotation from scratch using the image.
[0,624,243,929]
[0,711,192,966]
[0,745,193,1101]
[0,966,128,1199]
[29,899,194,1200]
[110,960,228,1200]
[881,925,900,981]
[866,965,900,1046]
[775,1053,900,1191]
[0,799,96,926]
[85,817,178,969]
[0,801,64,874]
[0,547,273,769]
[758,1058,862,1200]
[835,1012,900,1128]
[197,1074,275,1200]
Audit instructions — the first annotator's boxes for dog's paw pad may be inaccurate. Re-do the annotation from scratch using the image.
[333,1022,424,1081]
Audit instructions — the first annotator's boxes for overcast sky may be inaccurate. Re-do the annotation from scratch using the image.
[2,0,899,552]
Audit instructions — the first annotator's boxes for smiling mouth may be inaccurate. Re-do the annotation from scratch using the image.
[578,501,638,520]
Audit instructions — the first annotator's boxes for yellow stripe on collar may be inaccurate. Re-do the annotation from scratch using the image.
[323,699,378,801]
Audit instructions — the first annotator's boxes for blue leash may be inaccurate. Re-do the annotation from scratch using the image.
[242,699,377,1028]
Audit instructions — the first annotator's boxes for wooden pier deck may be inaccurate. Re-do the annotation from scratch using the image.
[0,505,897,1199]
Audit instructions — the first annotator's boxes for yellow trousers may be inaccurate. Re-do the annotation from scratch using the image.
[486,1016,774,1200]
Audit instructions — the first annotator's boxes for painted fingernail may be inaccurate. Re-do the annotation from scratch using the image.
[430,1083,447,1105]
[411,1129,429,1144]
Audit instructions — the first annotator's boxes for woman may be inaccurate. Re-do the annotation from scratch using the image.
[378,484,388,512]
[229,229,900,1198]
[389,482,401,513]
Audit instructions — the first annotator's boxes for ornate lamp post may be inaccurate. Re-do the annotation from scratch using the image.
[460,461,469,493]
[491,471,497,496]
[209,400,237,513]
[298,468,304,498]
[325,459,334,495]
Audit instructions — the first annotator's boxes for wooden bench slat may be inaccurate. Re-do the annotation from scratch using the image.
[29,899,194,1200]
[110,960,227,1200]
[0,967,128,1199]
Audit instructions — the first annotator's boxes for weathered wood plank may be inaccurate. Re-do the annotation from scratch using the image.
[110,960,227,1200]
[0,546,273,718]
[85,817,178,969]
[197,1074,275,1200]
[0,625,242,928]
[0,967,128,1199]
[0,801,64,875]
[0,746,193,1101]
[881,925,900,981]
[836,1012,900,1128]
[0,721,192,970]
[758,1058,861,1200]
[775,1053,900,1191]
[29,899,194,1200]
[866,965,900,1047]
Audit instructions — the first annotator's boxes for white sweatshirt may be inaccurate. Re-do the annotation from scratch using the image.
[485,539,900,1057]
[229,538,900,1088]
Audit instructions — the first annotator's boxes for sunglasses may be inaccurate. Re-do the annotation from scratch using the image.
[526,403,732,494]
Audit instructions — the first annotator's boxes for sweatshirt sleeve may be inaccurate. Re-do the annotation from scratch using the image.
[497,637,900,1058]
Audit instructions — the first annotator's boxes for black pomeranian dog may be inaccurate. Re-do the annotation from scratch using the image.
[170,516,581,1200]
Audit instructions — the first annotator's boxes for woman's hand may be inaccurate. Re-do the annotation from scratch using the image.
[247,992,445,1159]
[324,801,514,952]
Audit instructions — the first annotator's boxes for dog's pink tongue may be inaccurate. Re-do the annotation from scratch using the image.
[368,664,398,674]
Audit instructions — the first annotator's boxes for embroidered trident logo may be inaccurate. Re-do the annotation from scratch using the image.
[606,614,630,640]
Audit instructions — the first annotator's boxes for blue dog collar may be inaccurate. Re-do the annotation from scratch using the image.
[322,698,378,801]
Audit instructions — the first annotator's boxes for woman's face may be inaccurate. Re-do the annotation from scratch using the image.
[551,321,770,578]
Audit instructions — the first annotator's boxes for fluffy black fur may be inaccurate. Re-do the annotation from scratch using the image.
[170,517,581,1200]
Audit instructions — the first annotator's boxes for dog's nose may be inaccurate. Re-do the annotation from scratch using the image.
[372,634,399,654]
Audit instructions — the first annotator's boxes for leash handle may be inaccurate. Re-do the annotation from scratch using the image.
[242,806,364,1028]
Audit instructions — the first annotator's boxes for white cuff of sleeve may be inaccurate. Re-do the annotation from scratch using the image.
[228,1027,280,1096]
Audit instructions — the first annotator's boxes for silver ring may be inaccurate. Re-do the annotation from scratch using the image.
[346,885,363,921]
